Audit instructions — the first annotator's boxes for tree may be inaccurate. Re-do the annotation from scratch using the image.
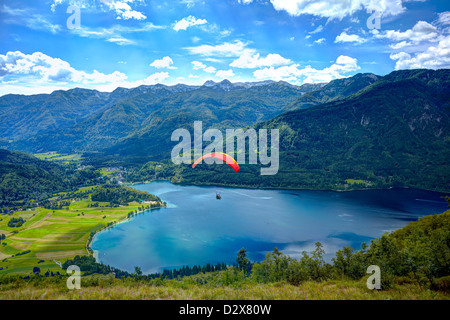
[134,266,143,276]
[308,242,328,281]
[33,266,40,275]
[8,217,25,228]
[251,247,290,283]
[236,247,250,274]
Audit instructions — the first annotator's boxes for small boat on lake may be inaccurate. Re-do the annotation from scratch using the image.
[216,192,221,200]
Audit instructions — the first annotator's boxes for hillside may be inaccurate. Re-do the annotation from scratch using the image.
[0,149,98,206]
[0,84,202,143]
[91,184,161,205]
[0,89,110,140]
[176,69,450,191]
[284,73,381,111]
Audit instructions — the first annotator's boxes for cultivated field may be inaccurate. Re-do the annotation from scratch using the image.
[0,195,144,275]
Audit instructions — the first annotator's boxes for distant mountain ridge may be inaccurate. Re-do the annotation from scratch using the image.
[0,78,328,147]
[200,79,325,92]
[0,83,203,141]
[4,79,325,158]
[284,73,381,111]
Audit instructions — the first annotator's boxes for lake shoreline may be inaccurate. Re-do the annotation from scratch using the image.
[86,201,167,259]
[127,179,450,196]
[124,177,450,195]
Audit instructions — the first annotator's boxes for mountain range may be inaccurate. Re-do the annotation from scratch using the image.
[171,69,450,191]
[1,75,375,162]
[1,68,449,192]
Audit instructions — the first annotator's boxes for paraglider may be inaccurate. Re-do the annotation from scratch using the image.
[192,152,240,173]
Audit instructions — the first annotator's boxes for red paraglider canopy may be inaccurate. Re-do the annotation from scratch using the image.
[192,152,240,173]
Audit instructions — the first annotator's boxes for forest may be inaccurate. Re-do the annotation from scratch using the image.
[90,184,161,205]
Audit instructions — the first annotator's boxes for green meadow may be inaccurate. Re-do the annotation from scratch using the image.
[0,195,145,275]
[33,153,82,163]
[345,179,372,186]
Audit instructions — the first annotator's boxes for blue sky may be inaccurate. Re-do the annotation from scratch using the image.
[0,0,449,95]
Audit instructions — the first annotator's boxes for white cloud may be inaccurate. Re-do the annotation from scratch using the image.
[150,56,177,69]
[309,25,323,34]
[216,69,235,79]
[72,22,164,45]
[109,1,146,20]
[381,21,439,42]
[181,0,205,8]
[389,40,411,49]
[173,15,207,31]
[0,51,173,95]
[335,32,366,44]
[107,37,136,45]
[118,9,146,20]
[230,52,292,69]
[141,71,170,84]
[267,0,406,20]
[51,0,147,20]
[51,0,85,12]
[218,28,233,38]
[91,71,170,92]
[390,35,450,69]
[1,5,61,34]
[204,58,222,63]
[193,22,233,38]
[377,19,449,70]
[334,55,359,71]
[314,38,326,45]
[191,61,216,73]
[204,66,217,73]
[0,51,127,84]
[188,42,292,73]
[254,64,302,82]
[192,61,207,70]
[438,11,450,25]
[253,55,360,83]
[185,40,249,57]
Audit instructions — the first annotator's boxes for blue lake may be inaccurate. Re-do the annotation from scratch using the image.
[91,181,449,274]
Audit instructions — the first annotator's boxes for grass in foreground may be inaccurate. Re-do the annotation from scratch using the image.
[0,273,447,300]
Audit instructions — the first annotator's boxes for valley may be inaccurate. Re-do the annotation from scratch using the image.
[0,69,449,300]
